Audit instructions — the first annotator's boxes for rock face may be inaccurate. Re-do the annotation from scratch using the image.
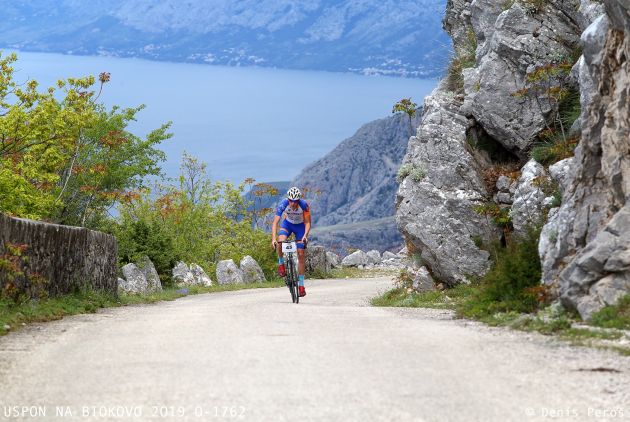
[411,267,435,292]
[305,246,331,275]
[137,255,162,293]
[541,2,630,319]
[510,160,551,234]
[341,250,370,267]
[216,259,244,285]
[239,256,265,283]
[396,83,497,285]
[462,0,582,156]
[190,263,213,286]
[0,213,118,297]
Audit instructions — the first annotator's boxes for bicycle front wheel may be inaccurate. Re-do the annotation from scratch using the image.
[287,256,297,303]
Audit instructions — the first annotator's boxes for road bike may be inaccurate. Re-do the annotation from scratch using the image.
[280,240,302,304]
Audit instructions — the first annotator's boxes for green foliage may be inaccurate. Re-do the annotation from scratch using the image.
[457,229,544,319]
[521,0,548,14]
[397,163,426,183]
[529,87,581,165]
[111,154,278,282]
[0,52,171,223]
[474,202,512,230]
[392,98,418,136]
[113,219,179,285]
[590,295,630,330]
[445,27,477,93]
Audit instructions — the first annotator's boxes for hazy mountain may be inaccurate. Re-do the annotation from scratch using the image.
[1,0,449,77]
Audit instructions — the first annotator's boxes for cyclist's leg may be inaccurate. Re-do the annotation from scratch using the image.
[277,220,292,261]
[294,223,307,286]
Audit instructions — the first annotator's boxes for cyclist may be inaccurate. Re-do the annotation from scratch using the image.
[271,186,311,297]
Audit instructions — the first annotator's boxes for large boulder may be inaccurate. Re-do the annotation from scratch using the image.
[305,246,331,274]
[120,263,148,294]
[411,266,435,293]
[396,84,497,286]
[190,263,213,286]
[326,251,341,268]
[366,250,382,264]
[172,261,195,285]
[341,250,370,267]
[541,3,630,319]
[216,259,244,285]
[240,256,265,283]
[137,255,162,293]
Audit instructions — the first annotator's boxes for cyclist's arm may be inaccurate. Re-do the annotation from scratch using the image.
[272,215,281,243]
[303,207,311,241]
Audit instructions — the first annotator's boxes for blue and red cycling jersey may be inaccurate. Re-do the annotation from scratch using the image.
[275,198,310,224]
[276,199,310,248]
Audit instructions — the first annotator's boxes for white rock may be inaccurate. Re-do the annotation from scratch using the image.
[366,250,382,264]
[190,263,213,286]
[172,261,195,285]
[341,250,370,267]
[240,256,265,283]
[216,259,244,285]
[121,263,148,294]
[137,255,162,293]
[326,251,341,268]
[382,251,398,260]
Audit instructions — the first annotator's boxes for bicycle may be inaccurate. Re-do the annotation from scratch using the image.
[279,239,304,304]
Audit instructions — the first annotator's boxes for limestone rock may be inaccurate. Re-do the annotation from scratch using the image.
[326,251,341,268]
[190,263,213,286]
[411,266,435,292]
[172,262,195,285]
[305,246,331,275]
[216,259,244,285]
[137,255,162,293]
[121,263,148,294]
[542,2,630,319]
[239,256,265,283]
[510,160,550,234]
[548,158,575,193]
[341,250,370,267]
[382,251,398,260]
[396,84,496,285]
[465,0,582,155]
[366,250,382,264]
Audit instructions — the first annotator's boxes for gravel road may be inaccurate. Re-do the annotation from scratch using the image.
[0,277,628,421]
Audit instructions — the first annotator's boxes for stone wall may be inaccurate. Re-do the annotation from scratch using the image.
[0,213,118,297]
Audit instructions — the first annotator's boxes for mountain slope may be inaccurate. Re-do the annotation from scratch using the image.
[290,111,420,251]
[0,0,449,77]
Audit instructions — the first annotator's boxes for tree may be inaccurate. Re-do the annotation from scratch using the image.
[392,98,418,137]
[0,51,171,224]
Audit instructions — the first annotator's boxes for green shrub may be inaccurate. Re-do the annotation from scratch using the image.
[457,228,544,319]
[397,163,426,183]
[589,295,630,330]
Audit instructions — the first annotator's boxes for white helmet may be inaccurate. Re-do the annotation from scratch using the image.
[287,186,302,200]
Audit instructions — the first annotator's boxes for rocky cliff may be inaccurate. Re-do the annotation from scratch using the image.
[397,0,629,318]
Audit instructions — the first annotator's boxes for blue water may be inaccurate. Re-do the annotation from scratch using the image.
[9,51,436,182]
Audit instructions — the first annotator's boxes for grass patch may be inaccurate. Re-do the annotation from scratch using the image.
[589,295,630,330]
[329,267,397,279]
[371,283,478,310]
[0,279,285,336]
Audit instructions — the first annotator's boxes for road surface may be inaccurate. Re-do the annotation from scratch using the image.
[0,277,628,421]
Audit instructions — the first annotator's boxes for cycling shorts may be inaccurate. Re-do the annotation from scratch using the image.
[279,220,306,249]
